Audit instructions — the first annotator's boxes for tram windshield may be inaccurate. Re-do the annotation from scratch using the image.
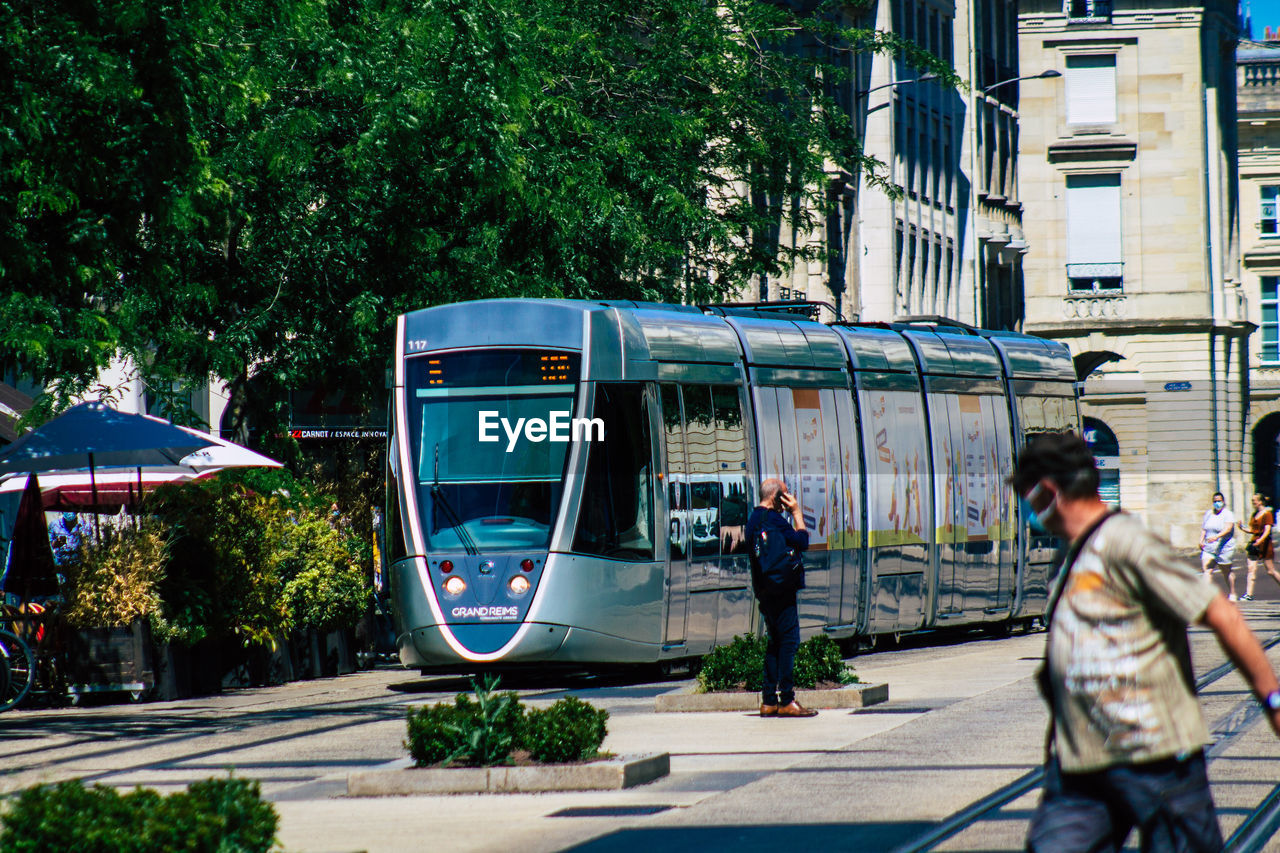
[406,349,579,551]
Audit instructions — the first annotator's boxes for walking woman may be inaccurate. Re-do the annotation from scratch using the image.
[1200,492,1238,598]
[1238,493,1280,600]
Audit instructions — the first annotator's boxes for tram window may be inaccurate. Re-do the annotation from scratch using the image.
[1017,393,1078,438]
[713,386,749,555]
[660,384,687,560]
[572,384,655,560]
[684,386,721,559]
[387,456,406,562]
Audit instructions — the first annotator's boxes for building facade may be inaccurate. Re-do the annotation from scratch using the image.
[1019,0,1249,546]
[1239,38,1280,503]
[744,1,1032,333]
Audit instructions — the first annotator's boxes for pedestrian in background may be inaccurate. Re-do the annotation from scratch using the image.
[746,477,815,718]
[1199,491,1237,599]
[1237,493,1280,601]
[1011,432,1280,853]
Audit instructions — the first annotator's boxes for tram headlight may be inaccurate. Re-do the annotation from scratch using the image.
[444,576,467,596]
[508,575,531,595]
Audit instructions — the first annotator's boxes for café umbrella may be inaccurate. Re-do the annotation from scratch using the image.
[0,402,214,535]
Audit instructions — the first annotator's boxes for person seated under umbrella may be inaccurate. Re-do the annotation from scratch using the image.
[47,511,85,567]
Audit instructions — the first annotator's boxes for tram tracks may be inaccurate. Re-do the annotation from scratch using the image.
[890,630,1280,853]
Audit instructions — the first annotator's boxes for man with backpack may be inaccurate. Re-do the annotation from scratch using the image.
[746,478,816,718]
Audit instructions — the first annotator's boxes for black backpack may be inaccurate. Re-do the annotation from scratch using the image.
[751,520,803,596]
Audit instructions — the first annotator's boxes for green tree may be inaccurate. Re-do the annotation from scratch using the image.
[1,0,952,435]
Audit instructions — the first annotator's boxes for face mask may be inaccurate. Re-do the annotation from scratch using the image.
[1213,501,1224,512]
[1027,483,1058,527]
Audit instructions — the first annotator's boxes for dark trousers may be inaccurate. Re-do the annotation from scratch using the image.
[1027,753,1222,853]
[759,594,800,706]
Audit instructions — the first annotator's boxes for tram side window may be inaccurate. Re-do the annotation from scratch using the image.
[660,384,687,560]
[684,385,721,560]
[387,454,406,563]
[713,386,750,556]
[1017,394,1078,438]
[572,384,655,560]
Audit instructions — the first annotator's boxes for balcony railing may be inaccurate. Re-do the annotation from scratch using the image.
[1065,0,1112,22]
[1067,262,1123,293]
[1243,63,1280,88]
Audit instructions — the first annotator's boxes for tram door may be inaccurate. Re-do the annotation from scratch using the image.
[660,384,689,647]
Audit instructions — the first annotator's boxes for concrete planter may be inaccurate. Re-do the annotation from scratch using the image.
[655,682,888,712]
[67,621,156,701]
[347,753,670,796]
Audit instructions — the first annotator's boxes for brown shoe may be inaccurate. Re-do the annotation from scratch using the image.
[776,700,818,718]
[760,703,779,717]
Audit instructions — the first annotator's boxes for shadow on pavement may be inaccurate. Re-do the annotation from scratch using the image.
[561,822,936,852]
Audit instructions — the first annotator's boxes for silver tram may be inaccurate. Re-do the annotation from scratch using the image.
[386,299,1078,668]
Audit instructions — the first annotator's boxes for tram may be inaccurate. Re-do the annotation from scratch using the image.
[386,299,1078,668]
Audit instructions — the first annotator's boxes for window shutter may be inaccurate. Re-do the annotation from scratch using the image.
[1066,174,1122,264]
[1066,55,1116,124]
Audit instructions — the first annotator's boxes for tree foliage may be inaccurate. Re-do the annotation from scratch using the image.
[0,0,952,428]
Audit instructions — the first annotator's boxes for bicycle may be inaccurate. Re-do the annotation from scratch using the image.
[0,626,35,711]
[0,601,65,712]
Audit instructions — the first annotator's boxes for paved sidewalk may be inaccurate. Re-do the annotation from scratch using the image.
[6,607,1280,852]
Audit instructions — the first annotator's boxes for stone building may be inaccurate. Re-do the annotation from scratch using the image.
[1239,37,1280,503]
[1018,0,1249,546]
[746,1,1036,333]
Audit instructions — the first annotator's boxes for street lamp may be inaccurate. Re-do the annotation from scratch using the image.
[982,69,1061,96]
[858,73,939,98]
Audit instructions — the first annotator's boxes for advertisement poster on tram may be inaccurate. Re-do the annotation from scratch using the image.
[959,395,988,541]
[792,389,828,547]
[862,390,925,547]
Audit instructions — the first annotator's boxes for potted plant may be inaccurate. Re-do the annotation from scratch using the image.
[62,518,169,700]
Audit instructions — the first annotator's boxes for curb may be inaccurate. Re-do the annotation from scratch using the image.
[346,753,670,795]
[654,682,888,712]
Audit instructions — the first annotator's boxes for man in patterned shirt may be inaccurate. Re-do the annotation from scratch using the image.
[1011,432,1280,852]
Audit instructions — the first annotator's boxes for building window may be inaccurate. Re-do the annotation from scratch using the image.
[793,291,806,301]
[1263,186,1280,238]
[779,286,791,300]
[1263,277,1280,364]
[1065,0,1112,21]
[1082,417,1120,508]
[1065,54,1116,125]
[1066,173,1123,292]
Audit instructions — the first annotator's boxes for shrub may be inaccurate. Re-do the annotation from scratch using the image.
[64,519,169,629]
[792,633,858,687]
[697,634,765,693]
[0,776,278,853]
[148,477,291,647]
[148,471,370,646]
[522,697,609,763]
[698,633,857,692]
[278,515,367,633]
[405,676,524,767]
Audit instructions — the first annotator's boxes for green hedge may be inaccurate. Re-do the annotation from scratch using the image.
[523,696,609,763]
[405,677,608,766]
[405,677,524,766]
[698,633,858,693]
[0,777,278,853]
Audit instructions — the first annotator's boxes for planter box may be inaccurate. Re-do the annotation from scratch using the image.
[655,682,888,712]
[66,621,156,699]
[153,637,224,701]
[292,627,358,680]
[221,633,295,689]
[347,753,670,796]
